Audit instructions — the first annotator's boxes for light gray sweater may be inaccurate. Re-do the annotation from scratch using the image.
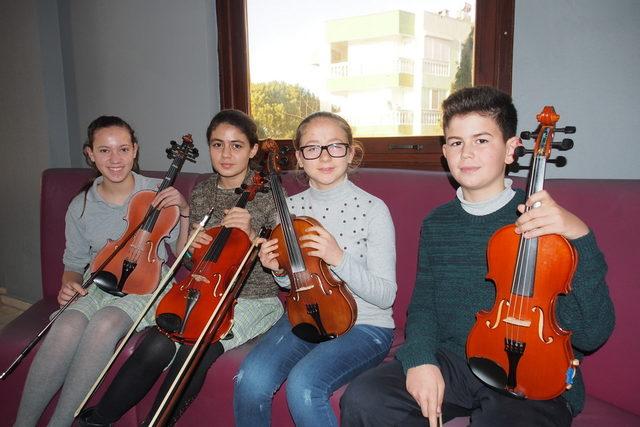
[274,178,397,329]
[63,172,178,274]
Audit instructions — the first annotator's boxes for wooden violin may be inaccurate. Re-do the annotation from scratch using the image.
[466,106,578,400]
[91,135,198,296]
[264,139,356,343]
[148,228,269,427]
[154,169,268,344]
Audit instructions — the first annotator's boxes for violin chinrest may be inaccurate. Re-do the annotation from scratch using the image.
[156,312,183,334]
[93,271,126,297]
[468,357,525,399]
[291,323,335,344]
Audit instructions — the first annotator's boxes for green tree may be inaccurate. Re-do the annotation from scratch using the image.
[250,81,320,139]
[451,27,474,92]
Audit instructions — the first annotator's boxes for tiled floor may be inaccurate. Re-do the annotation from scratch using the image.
[0,304,23,329]
[0,299,27,330]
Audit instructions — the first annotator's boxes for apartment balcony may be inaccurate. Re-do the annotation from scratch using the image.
[421,109,441,126]
[343,110,414,136]
[328,58,414,92]
[423,59,451,77]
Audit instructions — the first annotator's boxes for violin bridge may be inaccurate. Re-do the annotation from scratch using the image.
[503,317,531,327]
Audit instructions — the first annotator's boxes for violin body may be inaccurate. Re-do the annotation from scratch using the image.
[90,190,179,295]
[91,135,197,296]
[466,224,577,400]
[155,226,251,344]
[273,216,357,343]
[466,106,579,400]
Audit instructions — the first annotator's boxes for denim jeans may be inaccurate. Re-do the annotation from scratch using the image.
[234,315,393,427]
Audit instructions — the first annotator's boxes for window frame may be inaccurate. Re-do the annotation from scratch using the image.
[216,0,514,170]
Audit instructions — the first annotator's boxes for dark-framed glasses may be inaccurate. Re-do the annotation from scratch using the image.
[299,143,349,160]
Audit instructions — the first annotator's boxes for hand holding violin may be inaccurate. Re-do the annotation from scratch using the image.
[221,207,256,240]
[257,237,282,272]
[151,186,189,217]
[514,190,588,240]
[406,364,445,427]
[298,225,344,267]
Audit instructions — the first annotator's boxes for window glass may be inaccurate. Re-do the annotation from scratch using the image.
[247,0,476,139]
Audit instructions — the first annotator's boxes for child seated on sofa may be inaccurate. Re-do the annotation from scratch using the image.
[340,86,615,427]
[233,112,397,427]
[14,115,189,427]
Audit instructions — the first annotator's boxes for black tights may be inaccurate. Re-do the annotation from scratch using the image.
[91,327,224,425]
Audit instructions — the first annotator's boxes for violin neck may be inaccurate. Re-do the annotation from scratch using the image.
[270,172,306,273]
[200,189,252,263]
[157,154,187,193]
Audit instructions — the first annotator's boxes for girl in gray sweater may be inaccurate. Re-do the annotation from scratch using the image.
[234,112,397,427]
[15,116,188,427]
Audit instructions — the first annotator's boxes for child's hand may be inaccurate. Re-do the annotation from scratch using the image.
[189,225,213,251]
[515,190,589,240]
[406,364,445,427]
[152,186,189,217]
[58,274,87,306]
[299,225,343,267]
[221,207,256,240]
[258,238,282,273]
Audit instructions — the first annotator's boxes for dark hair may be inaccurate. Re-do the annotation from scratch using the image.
[293,111,363,173]
[80,115,139,215]
[442,86,517,142]
[206,109,259,147]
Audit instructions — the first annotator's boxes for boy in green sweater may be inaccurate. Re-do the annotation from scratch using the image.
[340,86,614,427]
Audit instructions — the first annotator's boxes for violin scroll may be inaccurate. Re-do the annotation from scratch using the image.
[512,106,576,171]
[166,134,199,163]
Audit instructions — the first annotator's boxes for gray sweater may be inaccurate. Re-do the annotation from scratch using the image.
[274,178,397,329]
[63,172,178,274]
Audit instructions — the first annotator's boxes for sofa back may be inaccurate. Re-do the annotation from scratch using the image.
[39,168,639,416]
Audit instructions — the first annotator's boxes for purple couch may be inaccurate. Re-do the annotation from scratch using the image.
[0,168,638,426]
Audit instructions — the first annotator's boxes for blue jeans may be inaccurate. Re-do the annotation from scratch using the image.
[234,315,393,427]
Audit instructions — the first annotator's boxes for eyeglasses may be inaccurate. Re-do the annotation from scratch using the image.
[299,143,349,160]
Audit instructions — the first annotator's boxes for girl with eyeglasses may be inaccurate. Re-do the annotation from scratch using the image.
[234,111,398,427]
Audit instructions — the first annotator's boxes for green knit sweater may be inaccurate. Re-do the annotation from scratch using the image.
[396,189,615,415]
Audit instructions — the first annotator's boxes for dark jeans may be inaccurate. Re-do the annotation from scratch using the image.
[340,350,572,427]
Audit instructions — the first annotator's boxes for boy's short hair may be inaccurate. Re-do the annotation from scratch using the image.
[442,86,517,141]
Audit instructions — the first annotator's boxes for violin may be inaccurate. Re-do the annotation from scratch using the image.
[148,228,269,427]
[264,139,356,343]
[154,169,268,344]
[466,106,578,400]
[91,135,198,296]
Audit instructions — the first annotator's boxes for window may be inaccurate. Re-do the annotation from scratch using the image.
[216,0,514,170]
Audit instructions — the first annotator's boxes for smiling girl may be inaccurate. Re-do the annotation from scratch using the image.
[14,116,189,427]
[233,112,398,427]
[76,110,283,426]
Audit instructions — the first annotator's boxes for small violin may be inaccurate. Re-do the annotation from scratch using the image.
[155,168,268,344]
[466,106,578,400]
[264,139,357,343]
[91,135,198,296]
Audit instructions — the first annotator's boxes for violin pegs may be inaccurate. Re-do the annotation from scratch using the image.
[508,162,529,173]
[550,156,567,167]
[514,146,533,158]
[520,131,535,140]
[556,126,576,134]
[552,139,574,151]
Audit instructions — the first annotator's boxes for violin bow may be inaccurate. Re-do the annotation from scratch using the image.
[147,228,269,427]
[73,206,216,418]
[0,210,156,381]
